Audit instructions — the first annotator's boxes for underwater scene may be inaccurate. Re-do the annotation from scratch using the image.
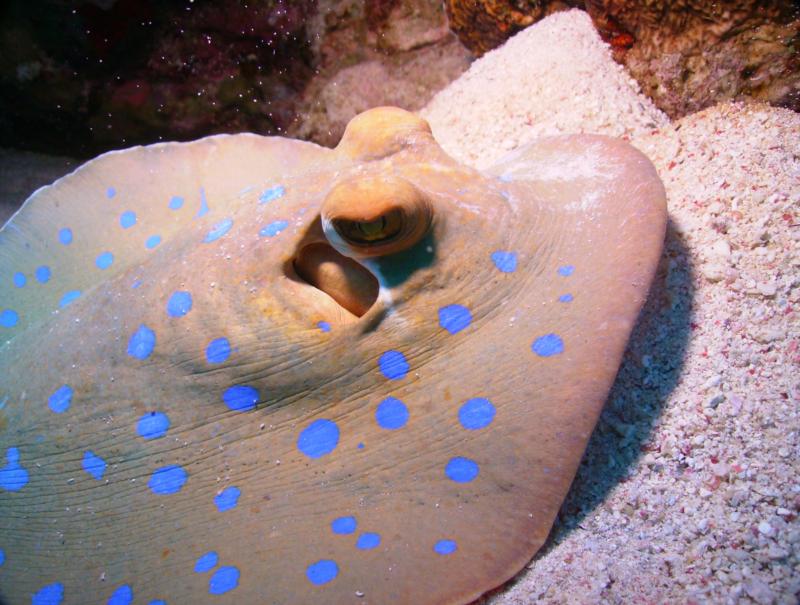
[0,2,798,604]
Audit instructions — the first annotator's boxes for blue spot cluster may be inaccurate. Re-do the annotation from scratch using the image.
[148,465,188,495]
[259,220,289,237]
[59,290,81,308]
[458,398,495,430]
[96,251,114,270]
[491,250,518,273]
[120,211,137,229]
[48,384,73,414]
[306,560,338,586]
[331,516,356,535]
[0,447,29,492]
[137,411,170,440]
[259,185,285,204]
[194,552,240,595]
[166,291,193,318]
[32,582,64,605]
[0,309,18,328]
[127,324,156,360]
[35,266,51,283]
[82,451,106,480]
[297,419,339,459]
[375,397,409,430]
[204,218,233,243]
[214,486,241,512]
[438,304,472,334]
[531,333,564,357]
[445,457,480,483]
[222,385,259,412]
[434,539,457,555]
[205,337,231,364]
[317,321,331,333]
[108,584,133,605]
[378,350,409,380]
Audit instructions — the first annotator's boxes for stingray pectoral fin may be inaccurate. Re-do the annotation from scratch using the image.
[476,133,667,573]
[0,134,334,338]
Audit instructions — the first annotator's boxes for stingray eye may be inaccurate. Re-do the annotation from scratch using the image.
[333,209,404,245]
[322,175,433,258]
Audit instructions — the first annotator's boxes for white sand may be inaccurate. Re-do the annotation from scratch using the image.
[423,10,799,605]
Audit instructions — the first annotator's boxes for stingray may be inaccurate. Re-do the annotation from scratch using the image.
[0,107,665,604]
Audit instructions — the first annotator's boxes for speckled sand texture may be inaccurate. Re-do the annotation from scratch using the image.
[423,9,799,605]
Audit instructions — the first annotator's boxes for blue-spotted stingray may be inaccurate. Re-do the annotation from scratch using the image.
[0,107,665,604]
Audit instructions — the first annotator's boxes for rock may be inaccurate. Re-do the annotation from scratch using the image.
[443,1,800,118]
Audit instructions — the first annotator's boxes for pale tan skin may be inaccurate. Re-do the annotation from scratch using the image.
[0,108,666,604]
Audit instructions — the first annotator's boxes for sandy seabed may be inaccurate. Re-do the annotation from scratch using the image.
[422,10,799,605]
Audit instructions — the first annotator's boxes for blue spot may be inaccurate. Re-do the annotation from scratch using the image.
[206,338,231,364]
[145,235,162,249]
[107,187,116,199]
[13,272,25,288]
[137,411,170,440]
[558,265,575,277]
[558,293,573,303]
[331,516,357,535]
[209,566,239,595]
[59,228,73,245]
[222,385,259,412]
[120,211,136,229]
[197,187,210,218]
[297,419,339,459]
[259,185,285,204]
[48,385,73,414]
[491,251,517,273]
[378,350,409,380]
[32,582,64,605]
[169,195,184,210]
[317,321,331,333]
[0,548,4,566]
[0,309,18,328]
[214,486,241,512]
[127,324,156,360]
[0,447,28,491]
[357,442,365,450]
[35,266,51,283]
[95,251,114,270]
[434,539,457,555]
[166,291,193,317]
[438,304,472,334]
[148,465,188,495]
[375,397,409,430]
[59,290,81,308]
[194,551,219,573]
[204,218,233,243]
[82,451,106,480]
[306,560,338,585]
[107,584,132,605]
[259,220,289,237]
[148,601,166,605]
[132,279,142,289]
[445,457,479,483]
[458,398,495,430]
[356,532,381,550]
[532,333,564,357]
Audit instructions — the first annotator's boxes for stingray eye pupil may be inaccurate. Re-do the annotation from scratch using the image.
[335,209,403,245]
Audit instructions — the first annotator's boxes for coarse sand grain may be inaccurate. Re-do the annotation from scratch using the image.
[422,9,799,605]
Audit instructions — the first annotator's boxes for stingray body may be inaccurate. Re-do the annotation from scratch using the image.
[0,108,665,604]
